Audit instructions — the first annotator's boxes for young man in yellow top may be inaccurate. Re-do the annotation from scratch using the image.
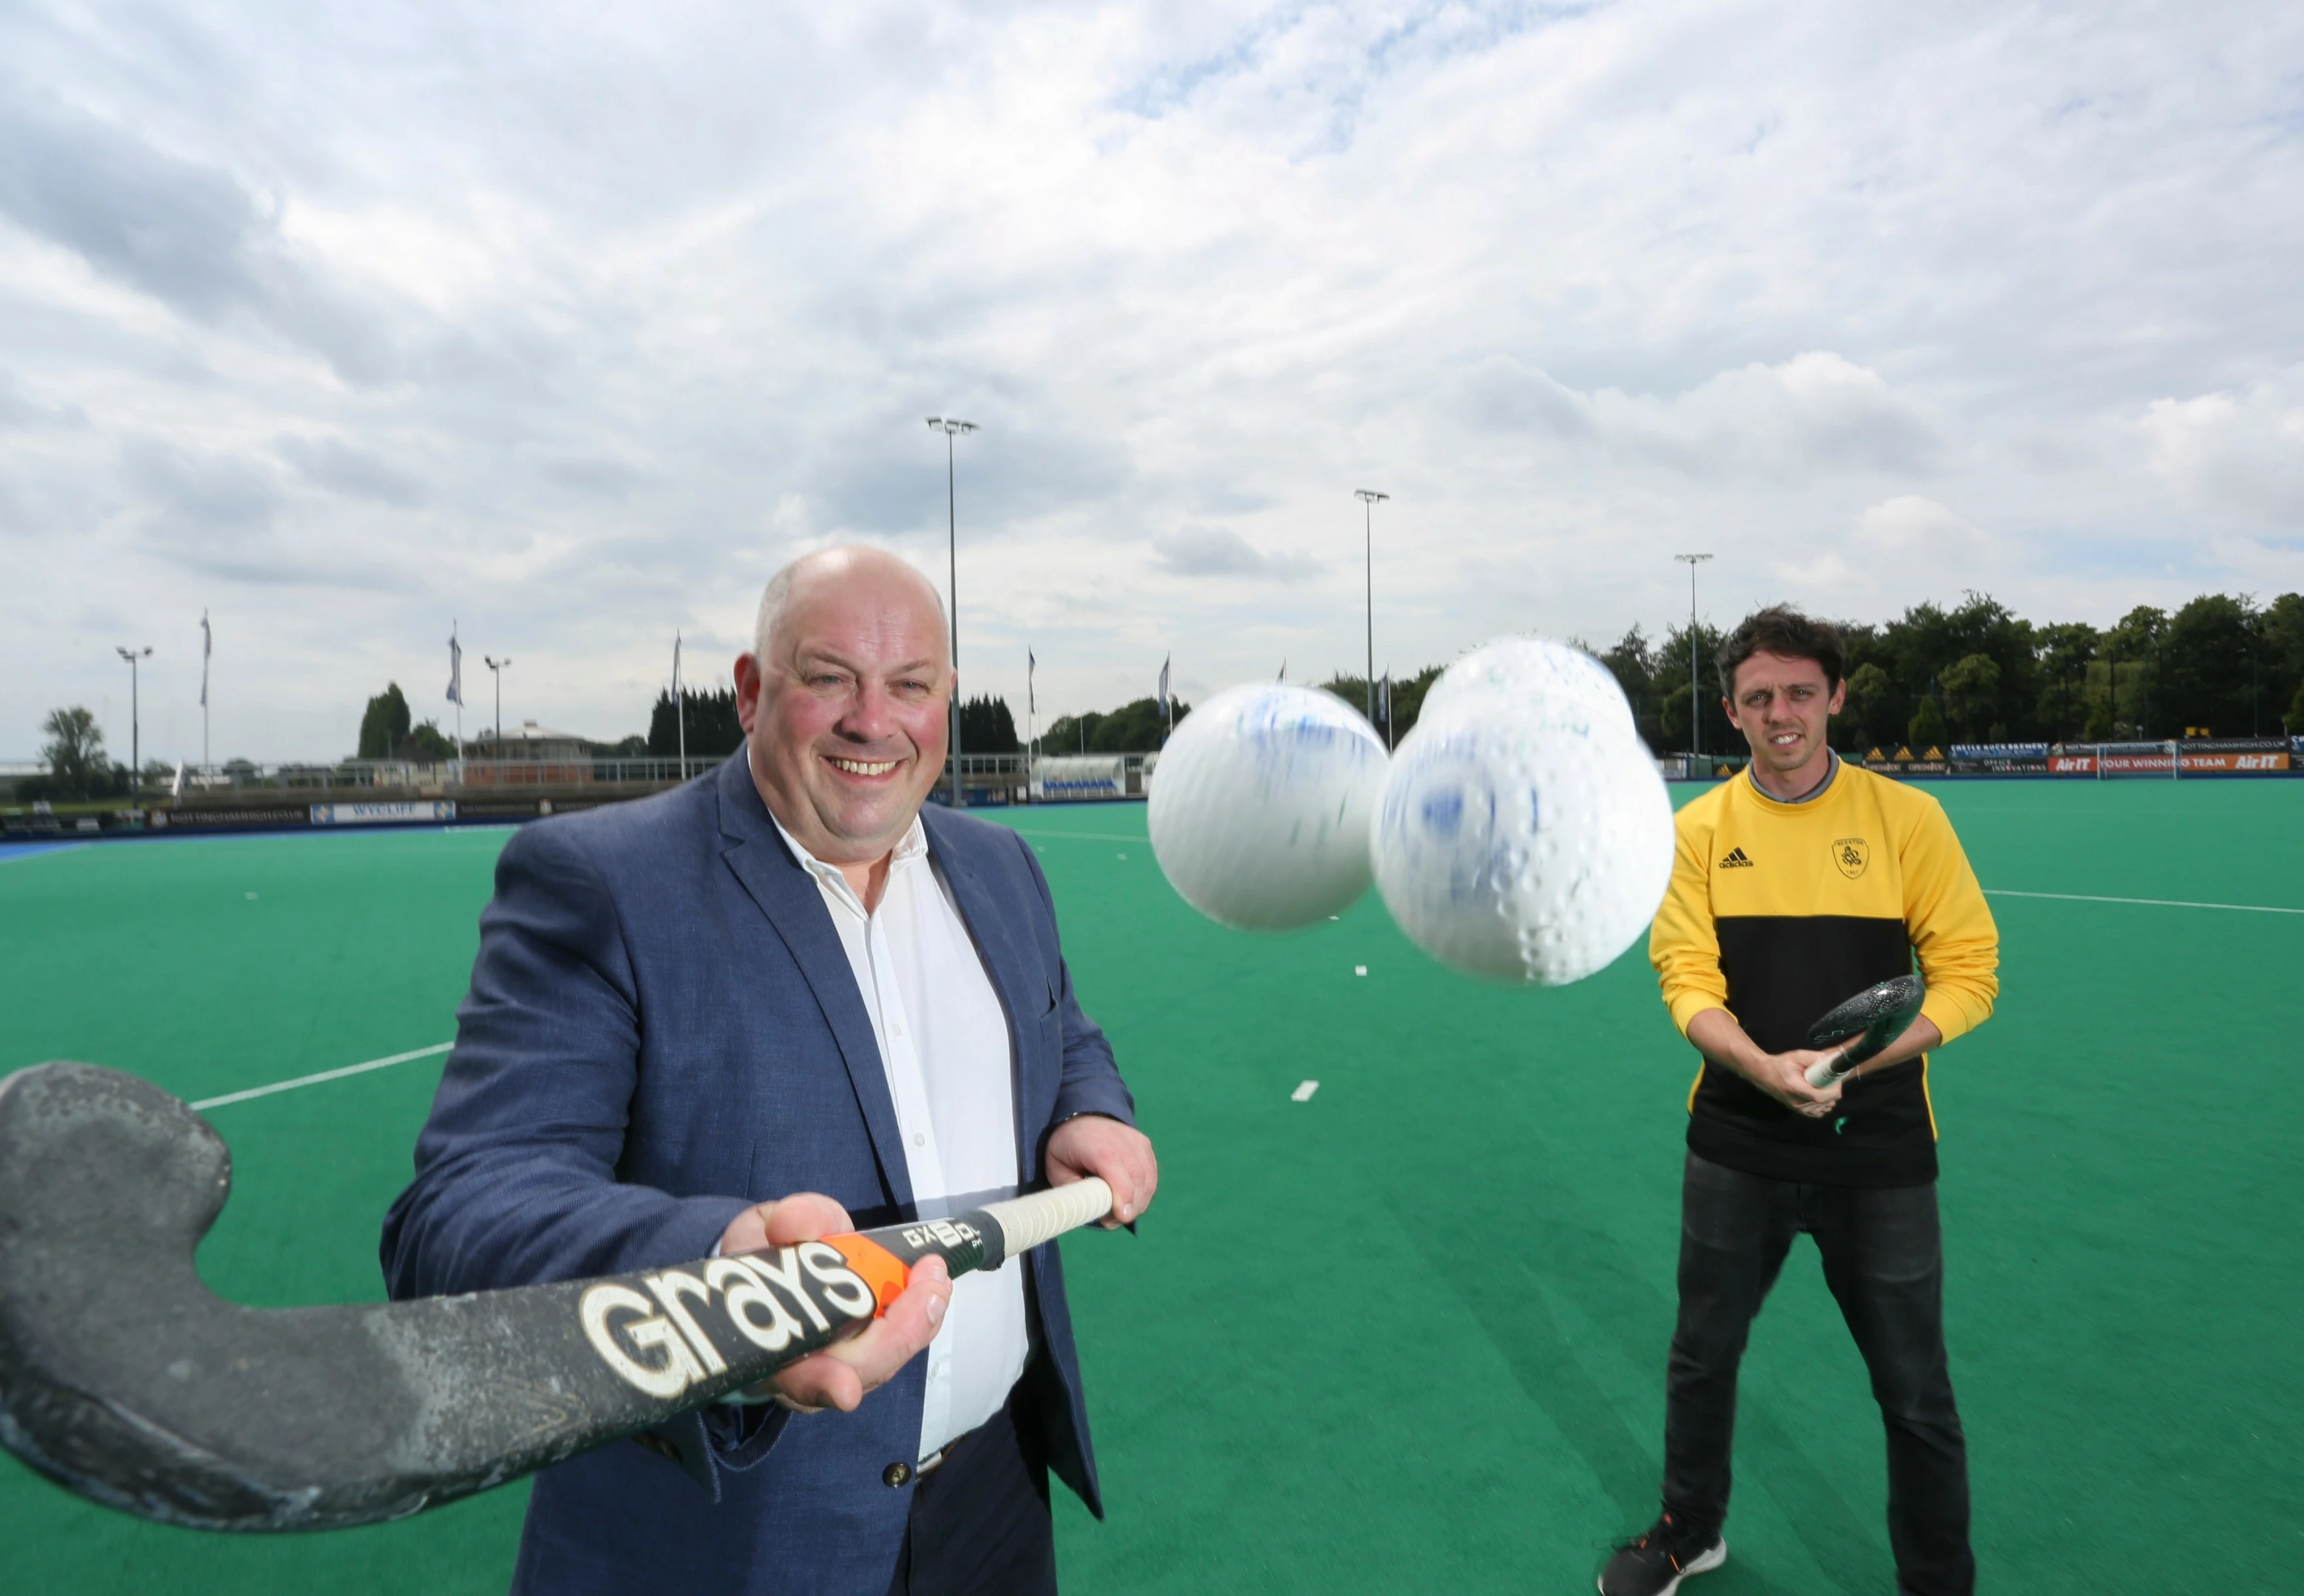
[1600,607,1999,1596]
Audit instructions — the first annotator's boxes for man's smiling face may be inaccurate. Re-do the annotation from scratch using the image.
[738,551,951,865]
[1725,649,1845,786]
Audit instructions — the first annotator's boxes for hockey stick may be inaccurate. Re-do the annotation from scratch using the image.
[1801,974,1926,1088]
[0,1061,1110,1533]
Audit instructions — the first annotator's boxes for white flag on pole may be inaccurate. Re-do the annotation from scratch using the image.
[1028,648,1036,716]
[447,626,465,706]
[199,611,211,708]
[1158,654,1169,715]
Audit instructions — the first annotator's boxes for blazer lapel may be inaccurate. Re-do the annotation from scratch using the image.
[712,757,914,1212]
[923,812,1053,1170]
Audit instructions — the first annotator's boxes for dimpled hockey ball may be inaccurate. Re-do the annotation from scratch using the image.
[1370,687,1673,984]
[1149,683,1391,931]
[1419,635,1637,734]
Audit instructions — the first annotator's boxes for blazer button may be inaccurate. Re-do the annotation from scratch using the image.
[882,1461,913,1488]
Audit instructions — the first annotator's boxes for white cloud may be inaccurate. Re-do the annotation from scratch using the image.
[1777,496,1994,617]
[1458,351,1940,479]
[2142,371,2304,524]
[1150,525,1318,579]
[1852,496,1988,561]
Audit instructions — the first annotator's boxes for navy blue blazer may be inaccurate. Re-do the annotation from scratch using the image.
[380,754,1137,1596]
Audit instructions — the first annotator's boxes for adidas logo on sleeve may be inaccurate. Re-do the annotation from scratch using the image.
[1717,847,1755,868]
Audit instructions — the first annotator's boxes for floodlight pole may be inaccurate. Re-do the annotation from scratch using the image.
[115,646,152,798]
[928,417,977,807]
[1675,554,1713,764]
[485,657,512,752]
[1356,491,1388,724]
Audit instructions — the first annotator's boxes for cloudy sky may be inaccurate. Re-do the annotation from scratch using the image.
[3,0,2300,762]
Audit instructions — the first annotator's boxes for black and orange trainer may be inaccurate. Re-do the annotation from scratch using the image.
[1598,1512,1726,1596]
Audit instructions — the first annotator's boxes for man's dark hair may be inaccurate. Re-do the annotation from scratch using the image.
[1715,605,1845,697]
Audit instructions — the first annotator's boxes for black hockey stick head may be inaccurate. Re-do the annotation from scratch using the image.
[1804,973,1927,1073]
[0,1062,1102,1533]
[0,1060,784,1531]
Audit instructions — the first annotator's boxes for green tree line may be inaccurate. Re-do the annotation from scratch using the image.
[1043,697,1187,754]
[1039,589,2304,757]
[1593,591,2303,752]
[356,683,459,760]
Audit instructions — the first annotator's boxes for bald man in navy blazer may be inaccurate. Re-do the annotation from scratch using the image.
[382,547,1159,1596]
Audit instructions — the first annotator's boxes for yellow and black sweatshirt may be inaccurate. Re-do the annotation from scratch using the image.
[1648,760,1999,1186]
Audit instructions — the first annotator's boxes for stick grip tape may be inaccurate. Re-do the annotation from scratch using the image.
[980,1177,1114,1261]
[1805,1051,1853,1089]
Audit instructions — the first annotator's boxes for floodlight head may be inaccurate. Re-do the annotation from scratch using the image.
[927,417,977,436]
[115,646,151,662]
[1354,489,1389,504]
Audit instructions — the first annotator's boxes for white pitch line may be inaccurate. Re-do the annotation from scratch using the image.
[1984,888,2304,916]
[1003,830,1147,844]
[1291,1080,1320,1101]
[190,1043,454,1110]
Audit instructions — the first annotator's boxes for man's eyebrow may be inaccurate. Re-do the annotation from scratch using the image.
[789,649,942,678]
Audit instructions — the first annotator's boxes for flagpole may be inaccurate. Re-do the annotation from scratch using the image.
[200,609,211,770]
[673,631,685,778]
[1355,489,1389,726]
[448,622,465,764]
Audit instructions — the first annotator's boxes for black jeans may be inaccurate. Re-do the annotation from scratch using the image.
[1664,1151,1973,1596]
[884,1386,1057,1596]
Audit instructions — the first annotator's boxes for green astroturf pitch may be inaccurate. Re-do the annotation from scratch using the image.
[2,782,2299,1593]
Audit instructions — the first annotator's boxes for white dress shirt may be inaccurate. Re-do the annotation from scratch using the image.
[770,812,1029,1460]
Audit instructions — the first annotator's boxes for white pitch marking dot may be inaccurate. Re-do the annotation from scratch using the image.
[1354,965,1367,977]
[246,892,259,899]
[1291,1080,1320,1102]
